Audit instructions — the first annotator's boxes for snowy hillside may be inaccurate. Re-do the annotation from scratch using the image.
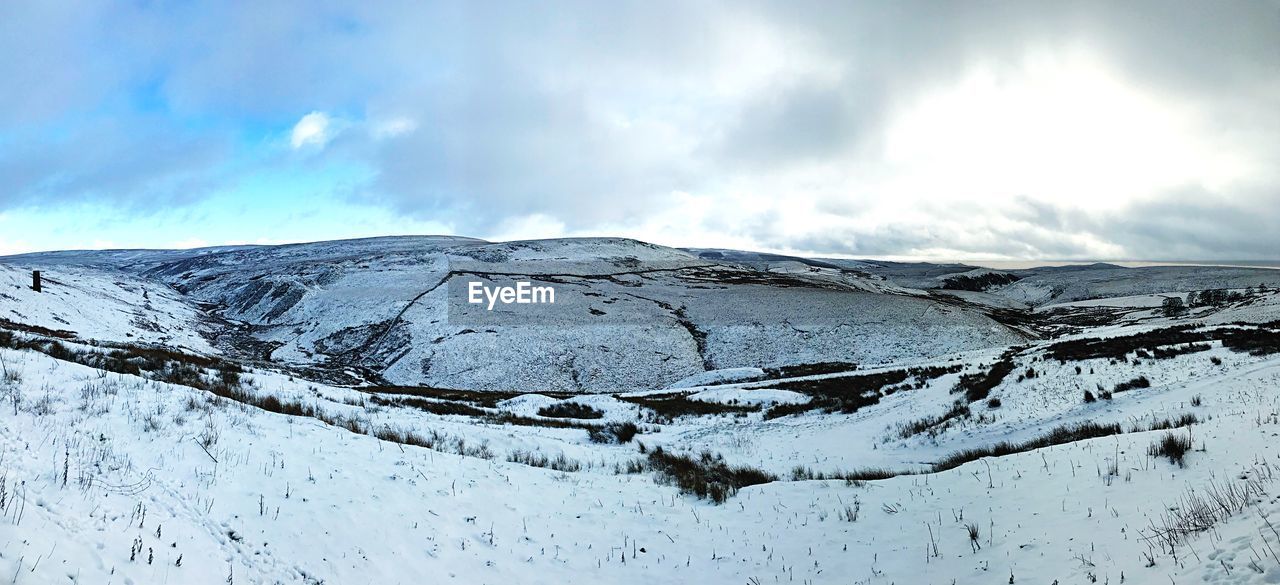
[2,288,1280,583]
[0,263,211,352]
[3,237,1024,391]
[3,237,1280,584]
[858,260,1280,308]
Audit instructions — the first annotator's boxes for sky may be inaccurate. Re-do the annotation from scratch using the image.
[0,1,1277,261]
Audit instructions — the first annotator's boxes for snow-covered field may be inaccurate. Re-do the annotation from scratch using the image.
[3,237,1280,584]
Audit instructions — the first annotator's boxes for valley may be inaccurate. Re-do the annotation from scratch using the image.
[2,236,1280,584]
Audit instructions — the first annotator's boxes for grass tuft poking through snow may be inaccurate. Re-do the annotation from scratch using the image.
[1148,431,1193,466]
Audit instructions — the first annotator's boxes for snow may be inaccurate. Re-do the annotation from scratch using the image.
[666,368,765,388]
[4,238,1280,584]
[0,263,212,352]
[685,387,809,406]
[5,236,1024,391]
[5,336,1280,584]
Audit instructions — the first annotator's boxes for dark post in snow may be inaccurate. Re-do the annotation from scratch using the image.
[32,270,41,293]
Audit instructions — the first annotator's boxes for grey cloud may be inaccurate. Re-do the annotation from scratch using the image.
[1,1,1278,259]
[0,116,233,210]
[1098,187,1280,261]
[710,82,869,168]
[760,187,1280,261]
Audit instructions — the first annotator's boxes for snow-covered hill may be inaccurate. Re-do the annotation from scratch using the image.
[3,237,1025,391]
[857,259,1280,308]
[3,297,1280,583]
[0,262,211,351]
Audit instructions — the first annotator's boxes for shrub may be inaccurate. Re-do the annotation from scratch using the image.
[1148,432,1192,466]
[1151,343,1210,359]
[763,362,858,379]
[764,364,962,418]
[587,422,639,444]
[622,394,759,422]
[1045,326,1208,362]
[986,397,1001,408]
[370,395,487,417]
[484,411,598,430]
[1083,390,1096,403]
[1113,376,1151,393]
[646,448,775,503]
[952,357,1015,402]
[537,402,605,419]
[1220,327,1280,356]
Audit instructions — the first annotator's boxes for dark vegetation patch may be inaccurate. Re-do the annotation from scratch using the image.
[0,319,75,339]
[1150,343,1211,359]
[0,330,508,460]
[1219,327,1280,356]
[481,412,643,443]
[1035,307,1125,329]
[763,364,962,419]
[940,272,1020,292]
[931,421,1124,472]
[0,331,243,387]
[790,466,897,485]
[933,413,1201,472]
[619,393,760,422]
[646,410,1204,501]
[537,402,605,419]
[587,422,640,444]
[1046,325,1280,362]
[952,355,1015,403]
[1112,376,1151,393]
[1045,326,1209,362]
[675,266,847,291]
[644,448,776,504]
[369,395,487,417]
[371,389,644,443]
[762,361,858,379]
[1138,413,1200,431]
[485,411,599,430]
[896,402,972,439]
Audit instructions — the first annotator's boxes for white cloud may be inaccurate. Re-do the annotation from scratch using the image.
[3,2,1277,260]
[371,116,418,139]
[290,111,333,149]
